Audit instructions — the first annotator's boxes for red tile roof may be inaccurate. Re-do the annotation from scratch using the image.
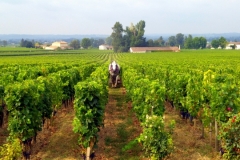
[130,47,180,53]
[228,42,240,45]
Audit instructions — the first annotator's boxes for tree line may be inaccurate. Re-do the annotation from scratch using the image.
[69,38,105,49]
[17,38,105,50]
[16,34,229,51]
[4,21,229,51]
[0,40,8,47]
[109,21,229,52]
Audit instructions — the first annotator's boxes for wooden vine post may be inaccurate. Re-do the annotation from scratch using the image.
[215,119,219,151]
[209,122,212,145]
[86,147,90,160]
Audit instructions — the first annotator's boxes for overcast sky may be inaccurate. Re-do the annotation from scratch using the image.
[1,0,240,35]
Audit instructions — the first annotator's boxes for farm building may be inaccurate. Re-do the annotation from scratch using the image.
[225,42,240,50]
[99,44,113,50]
[129,46,180,53]
[44,41,69,50]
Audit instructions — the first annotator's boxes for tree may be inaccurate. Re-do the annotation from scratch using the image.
[153,40,160,46]
[111,22,124,52]
[130,20,146,47]
[193,37,201,49]
[230,44,236,49]
[147,39,154,47]
[70,39,80,49]
[25,41,34,48]
[105,36,113,45]
[81,38,91,49]
[175,33,184,48]
[35,42,41,49]
[219,37,227,49]
[20,39,34,48]
[157,36,165,46]
[90,39,105,48]
[198,37,207,49]
[184,35,193,49]
[110,20,147,52]
[20,39,25,47]
[211,39,220,49]
[2,40,7,47]
[168,36,176,46]
[98,39,105,46]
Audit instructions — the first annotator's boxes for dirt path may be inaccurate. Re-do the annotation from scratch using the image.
[94,87,142,160]
[164,102,221,160]
[32,104,81,160]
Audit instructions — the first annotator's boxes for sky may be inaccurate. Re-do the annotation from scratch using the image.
[1,0,240,35]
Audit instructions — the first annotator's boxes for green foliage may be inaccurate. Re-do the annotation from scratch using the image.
[219,37,228,49]
[73,66,108,148]
[175,33,184,48]
[168,36,176,46]
[5,80,42,141]
[184,34,193,49]
[123,65,173,159]
[70,39,80,49]
[211,37,227,49]
[211,39,220,48]
[0,138,22,160]
[186,70,204,117]
[122,138,138,152]
[81,38,91,49]
[219,113,240,160]
[168,120,176,134]
[20,39,35,48]
[184,35,207,49]
[111,20,146,52]
[138,115,173,160]
[105,36,113,45]
[111,22,124,52]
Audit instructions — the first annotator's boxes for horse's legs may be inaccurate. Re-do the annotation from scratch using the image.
[111,75,116,87]
[114,75,119,87]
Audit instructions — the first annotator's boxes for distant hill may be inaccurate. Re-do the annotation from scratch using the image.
[0,34,109,42]
[1,33,240,42]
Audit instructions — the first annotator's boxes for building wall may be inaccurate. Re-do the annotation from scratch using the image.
[226,43,240,50]
[99,45,112,50]
[52,42,61,47]
[45,47,55,50]
[52,41,68,47]
[99,45,107,50]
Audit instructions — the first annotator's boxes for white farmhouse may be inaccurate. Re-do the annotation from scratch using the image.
[99,44,113,50]
[226,42,240,50]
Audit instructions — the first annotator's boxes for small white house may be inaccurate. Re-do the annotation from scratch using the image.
[226,42,240,50]
[99,44,113,50]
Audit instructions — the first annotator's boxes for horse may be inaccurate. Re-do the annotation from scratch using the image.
[109,61,120,87]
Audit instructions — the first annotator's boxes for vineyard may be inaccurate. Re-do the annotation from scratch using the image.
[0,48,240,160]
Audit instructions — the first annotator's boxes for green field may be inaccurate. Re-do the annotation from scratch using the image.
[0,48,240,160]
